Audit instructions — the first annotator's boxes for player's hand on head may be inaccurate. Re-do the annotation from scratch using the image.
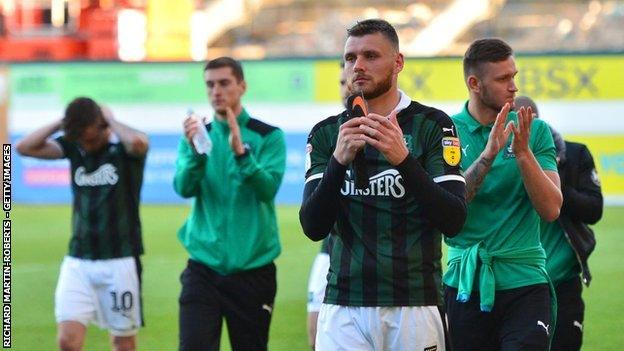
[101,105,114,122]
[359,111,408,165]
[483,102,513,159]
[510,106,534,157]
[225,107,245,156]
[333,117,366,165]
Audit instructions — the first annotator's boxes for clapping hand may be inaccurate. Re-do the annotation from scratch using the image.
[510,106,534,158]
[358,111,408,165]
[482,102,514,159]
[225,107,245,156]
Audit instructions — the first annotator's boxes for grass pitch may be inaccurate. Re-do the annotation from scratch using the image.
[11,205,624,350]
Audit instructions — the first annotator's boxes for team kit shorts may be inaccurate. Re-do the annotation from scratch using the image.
[54,256,143,336]
[307,252,330,313]
[316,304,446,351]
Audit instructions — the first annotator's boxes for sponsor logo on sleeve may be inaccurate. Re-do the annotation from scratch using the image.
[442,137,461,166]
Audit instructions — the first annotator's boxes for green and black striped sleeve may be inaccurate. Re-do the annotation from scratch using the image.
[300,115,344,241]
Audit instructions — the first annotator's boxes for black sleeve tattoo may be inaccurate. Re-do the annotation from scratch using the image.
[464,155,494,202]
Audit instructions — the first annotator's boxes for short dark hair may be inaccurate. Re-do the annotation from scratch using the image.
[347,19,399,51]
[62,97,104,141]
[463,38,513,79]
[514,95,539,117]
[204,56,244,82]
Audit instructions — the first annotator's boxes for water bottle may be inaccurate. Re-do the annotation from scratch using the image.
[188,109,212,155]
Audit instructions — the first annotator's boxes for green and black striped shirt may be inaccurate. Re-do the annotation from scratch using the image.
[303,97,464,307]
[57,136,145,260]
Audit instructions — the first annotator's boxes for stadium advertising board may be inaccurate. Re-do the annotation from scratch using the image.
[10,132,308,204]
[566,135,624,204]
[9,61,315,104]
[316,55,624,102]
[8,56,624,204]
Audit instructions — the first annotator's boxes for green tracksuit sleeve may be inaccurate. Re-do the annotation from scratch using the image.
[173,137,207,198]
[236,128,286,202]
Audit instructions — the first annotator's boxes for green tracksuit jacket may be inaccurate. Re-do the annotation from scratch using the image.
[174,109,286,274]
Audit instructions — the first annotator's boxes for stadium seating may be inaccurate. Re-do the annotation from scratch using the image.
[206,0,624,57]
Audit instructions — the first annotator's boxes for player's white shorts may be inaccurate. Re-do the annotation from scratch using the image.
[55,256,142,337]
[316,304,446,351]
[307,252,330,313]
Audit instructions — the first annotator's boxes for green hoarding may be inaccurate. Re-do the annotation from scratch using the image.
[10,61,315,105]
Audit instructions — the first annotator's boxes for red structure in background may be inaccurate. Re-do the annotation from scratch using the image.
[0,0,140,61]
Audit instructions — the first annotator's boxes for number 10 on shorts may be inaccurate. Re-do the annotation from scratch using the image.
[110,291,133,312]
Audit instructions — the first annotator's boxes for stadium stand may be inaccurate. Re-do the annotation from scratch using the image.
[208,0,624,57]
[1,0,622,61]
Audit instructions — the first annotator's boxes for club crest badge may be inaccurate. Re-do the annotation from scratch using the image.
[503,144,516,159]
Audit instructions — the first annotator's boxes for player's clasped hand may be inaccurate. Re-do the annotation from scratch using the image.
[333,117,366,165]
[510,106,534,158]
[359,111,409,165]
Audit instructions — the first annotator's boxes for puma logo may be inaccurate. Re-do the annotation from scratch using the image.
[461,144,469,156]
[573,320,583,331]
[442,127,454,135]
[537,320,549,335]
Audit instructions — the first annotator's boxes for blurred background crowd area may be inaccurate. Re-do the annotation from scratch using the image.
[1,0,623,62]
[2,1,623,207]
